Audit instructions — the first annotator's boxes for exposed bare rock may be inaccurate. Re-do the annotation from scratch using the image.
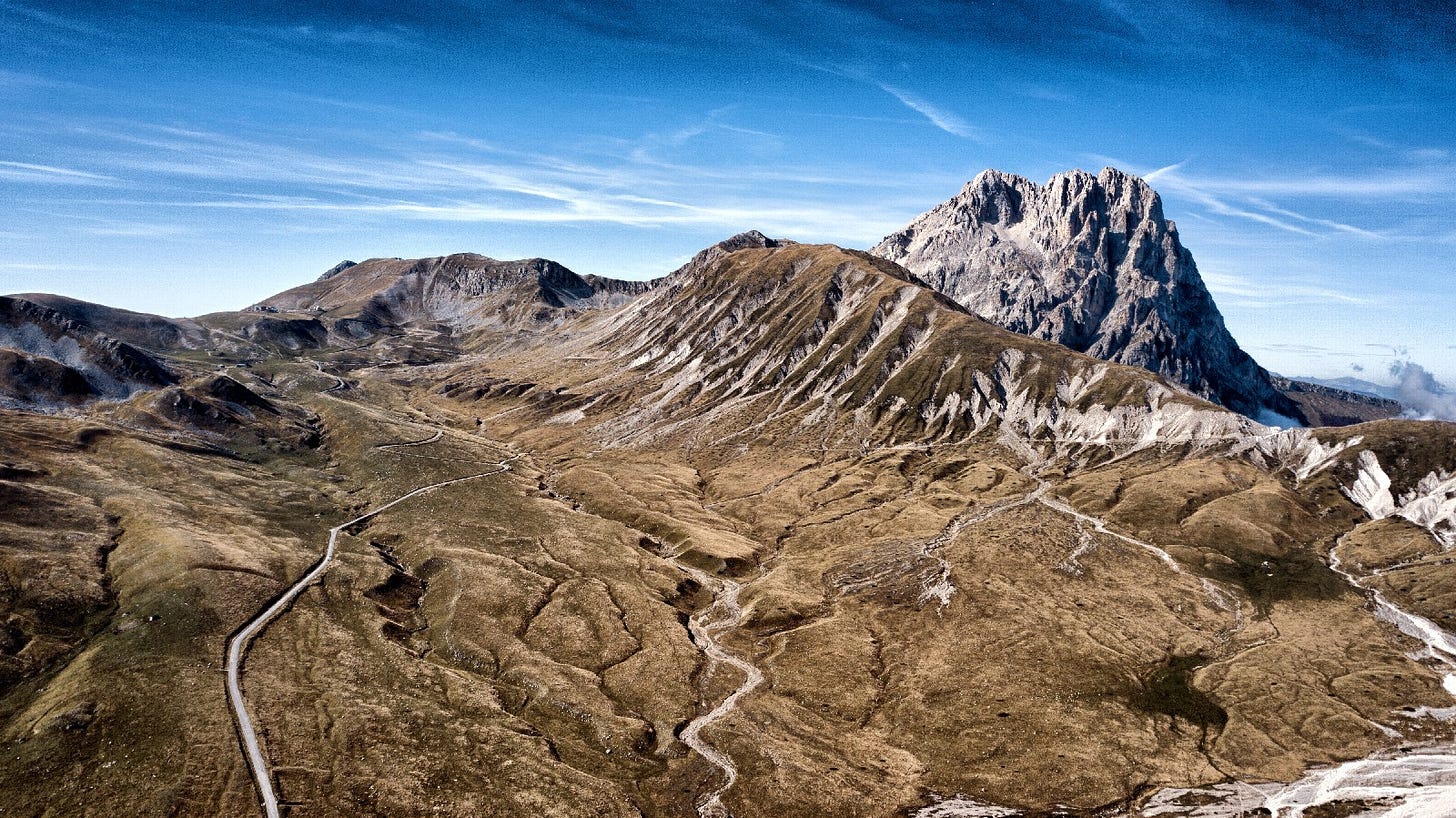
[254,253,654,340]
[0,296,177,409]
[0,350,95,407]
[1333,438,1456,564]
[872,167,1301,422]
[669,230,793,280]
[127,373,319,451]
[572,241,1221,451]
[582,274,658,305]
[238,316,329,351]
[469,243,1376,481]
[316,259,357,281]
[7,293,207,351]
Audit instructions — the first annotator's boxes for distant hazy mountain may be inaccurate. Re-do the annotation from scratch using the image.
[256,253,655,338]
[872,167,1302,422]
[1270,375,1402,427]
[1291,375,1400,402]
[1293,371,1456,423]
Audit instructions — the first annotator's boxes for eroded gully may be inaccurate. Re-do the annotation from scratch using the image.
[1247,536,1456,818]
[673,560,765,818]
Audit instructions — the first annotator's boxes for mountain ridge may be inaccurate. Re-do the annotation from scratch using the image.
[871,166,1302,422]
[0,295,178,409]
[1,232,1455,817]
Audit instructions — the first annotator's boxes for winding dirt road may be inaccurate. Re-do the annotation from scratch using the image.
[312,360,347,393]
[224,431,517,817]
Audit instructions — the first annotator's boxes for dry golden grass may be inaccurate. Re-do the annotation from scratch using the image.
[3,246,1455,816]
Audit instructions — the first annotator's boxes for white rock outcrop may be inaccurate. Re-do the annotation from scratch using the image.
[872,167,1295,419]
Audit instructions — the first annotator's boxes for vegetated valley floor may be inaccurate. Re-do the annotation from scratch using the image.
[2,245,1456,818]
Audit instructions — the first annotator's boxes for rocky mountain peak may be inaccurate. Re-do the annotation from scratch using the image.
[252,252,656,345]
[947,170,1034,226]
[670,230,794,280]
[872,167,1299,421]
[316,260,357,282]
[946,167,1167,247]
[719,229,779,250]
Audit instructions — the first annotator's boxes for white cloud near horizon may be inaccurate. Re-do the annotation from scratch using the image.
[1390,361,1456,421]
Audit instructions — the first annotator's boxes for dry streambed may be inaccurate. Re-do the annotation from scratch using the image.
[674,562,765,818]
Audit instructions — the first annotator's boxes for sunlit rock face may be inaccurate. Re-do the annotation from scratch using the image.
[873,167,1299,421]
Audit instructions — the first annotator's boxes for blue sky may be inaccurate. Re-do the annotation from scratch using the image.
[2,0,1453,383]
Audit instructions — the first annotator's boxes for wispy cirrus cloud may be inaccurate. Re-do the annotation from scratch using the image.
[264,23,413,47]
[0,1,111,39]
[874,82,981,140]
[801,63,982,141]
[1140,160,1394,238]
[1244,197,1385,240]
[46,118,951,203]
[1200,269,1369,307]
[632,105,787,159]
[97,193,913,241]
[1186,173,1452,198]
[28,120,926,242]
[0,261,111,273]
[0,68,78,90]
[0,160,116,185]
[1143,158,1454,201]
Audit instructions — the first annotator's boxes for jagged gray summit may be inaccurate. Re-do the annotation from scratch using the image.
[872,167,1299,421]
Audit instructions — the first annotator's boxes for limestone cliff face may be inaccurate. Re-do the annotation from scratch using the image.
[872,167,1297,420]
